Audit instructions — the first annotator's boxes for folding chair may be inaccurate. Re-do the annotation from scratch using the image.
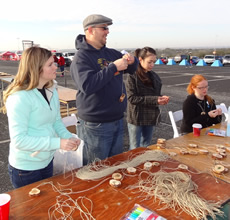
[168,110,183,138]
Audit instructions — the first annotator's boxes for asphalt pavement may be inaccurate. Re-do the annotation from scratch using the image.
[1,60,230,193]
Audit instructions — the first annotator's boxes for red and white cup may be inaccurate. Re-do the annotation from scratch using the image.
[192,123,202,136]
[0,194,11,220]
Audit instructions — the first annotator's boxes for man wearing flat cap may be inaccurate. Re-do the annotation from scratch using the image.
[70,14,138,165]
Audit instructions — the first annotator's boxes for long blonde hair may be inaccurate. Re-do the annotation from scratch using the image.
[1,47,53,113]
[187,74,213,104]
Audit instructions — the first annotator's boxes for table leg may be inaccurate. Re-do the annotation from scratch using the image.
[67,103,69,116]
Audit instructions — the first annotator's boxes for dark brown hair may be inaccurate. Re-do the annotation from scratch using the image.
[135,47,156,86]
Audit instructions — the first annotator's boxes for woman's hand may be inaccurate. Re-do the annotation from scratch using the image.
[208,109,221,118]
[217,108,222,115]
[158,96,170,105]
[60,138,81,151]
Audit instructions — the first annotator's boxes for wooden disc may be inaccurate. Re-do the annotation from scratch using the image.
[189,150,198,155]
[188,144,198,148]
[213,165,225,174]
[180,149,189,155]
[216,148,226,153]
[109,179,121,187]
[178,164,188,170]
[29,188,40,196]
[127,167,137,174]
[152,162,160,167]
[216,145,225,150]
[219,152,227,158]
[212,153,223,160]
[112,173,122,180]
[199,149,209,155]
[157,138,166,144]
[144,162,152,170]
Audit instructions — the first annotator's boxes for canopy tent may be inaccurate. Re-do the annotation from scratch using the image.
[0,51,18,60]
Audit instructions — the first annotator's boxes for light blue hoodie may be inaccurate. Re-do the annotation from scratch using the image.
[6,83,72,170]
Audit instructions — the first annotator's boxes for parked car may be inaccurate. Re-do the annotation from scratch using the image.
[222,55,230,66]
[203,55,223,64]
[63,52,75,61]
[203,55,215,64]
[174,54,187,63]
[190,56,200,64]
[215,55,223,63]
[160,56,168,64]
[55,52,63,59]
[64,58,72,67]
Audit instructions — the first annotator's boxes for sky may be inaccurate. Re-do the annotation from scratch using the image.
[0,0,230,52]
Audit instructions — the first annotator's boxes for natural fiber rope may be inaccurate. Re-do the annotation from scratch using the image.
[75,150,169,180]
[127,170,224,220]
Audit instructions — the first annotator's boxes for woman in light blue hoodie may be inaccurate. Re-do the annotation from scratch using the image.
[2,47,80,188]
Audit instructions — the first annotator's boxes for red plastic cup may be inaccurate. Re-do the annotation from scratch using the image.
[0,194,11,220]
[192,123,202,136]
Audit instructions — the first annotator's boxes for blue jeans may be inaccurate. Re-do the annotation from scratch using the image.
[77,118,124,165]
[60,65,64,74]
[8,159,53,189]
[128,123,155,150]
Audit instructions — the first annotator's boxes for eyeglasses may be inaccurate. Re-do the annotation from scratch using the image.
[93,26,109,31]
[196,86,209,90]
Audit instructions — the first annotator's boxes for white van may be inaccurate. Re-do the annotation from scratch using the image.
[63,52,75,61]
[203,55,215,64]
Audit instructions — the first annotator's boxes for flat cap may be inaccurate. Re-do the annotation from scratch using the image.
[83,14,113,31]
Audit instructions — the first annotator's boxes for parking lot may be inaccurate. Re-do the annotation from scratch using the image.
[0,60,230,193]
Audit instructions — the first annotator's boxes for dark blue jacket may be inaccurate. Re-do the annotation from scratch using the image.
[70,34,138,122]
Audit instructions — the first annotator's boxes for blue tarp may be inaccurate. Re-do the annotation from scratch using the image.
[179,59,189,66]
[167,59,176,65]
[211,60,223,67]
[155,59,164,65]
[196,59,207,66]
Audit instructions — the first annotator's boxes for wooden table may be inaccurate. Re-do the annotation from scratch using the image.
[149,122,230,183]
[7,147,230,219]
[57,86,77,116]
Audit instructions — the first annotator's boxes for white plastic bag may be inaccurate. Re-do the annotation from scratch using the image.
[53,134,84,175]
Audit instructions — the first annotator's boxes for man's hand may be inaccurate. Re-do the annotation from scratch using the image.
[122,53,135,65]
[113,58,128,71]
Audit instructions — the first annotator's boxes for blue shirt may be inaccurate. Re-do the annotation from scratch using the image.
[6,84,72,170]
